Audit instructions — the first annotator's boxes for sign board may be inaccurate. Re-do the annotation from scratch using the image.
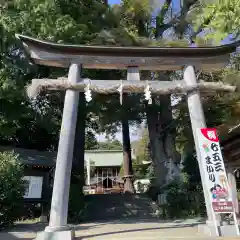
[23,176,43,199]
[197,128,234,213]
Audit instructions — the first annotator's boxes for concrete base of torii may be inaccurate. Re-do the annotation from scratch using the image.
[198,223,239,237]
[35,226,75,240]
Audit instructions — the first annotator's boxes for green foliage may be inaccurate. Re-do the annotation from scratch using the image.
[159,150,207,219]
[85,131,99,150]
[146,183,160,202]
[133,163,149,179]
[194,0,240,43]
[0,0,126,151]
[0,151,25,229]
[68,183,85,223]
[119,164,124,177]
[1,0,232,155]
[0,0,148,151]
[119,162,149,180]
[118,126,152,180]
[0,0,110,43]
[176,66,240,153]
[161,181,206,219]
[0,1,239,214]
[131,127,154,180]
[182,151,201,186]
[134,128,151,164]
[97,139,123,150]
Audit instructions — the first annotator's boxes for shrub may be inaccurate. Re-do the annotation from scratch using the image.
[68,183,85,223]
[18,203,43,221]
[0,151,25,229]
[159,181,206,219]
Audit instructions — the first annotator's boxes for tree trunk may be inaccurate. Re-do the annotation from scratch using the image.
[147,94,180,187]
[147,97,168,187]
[122,118,135,193]
[72,92,86,188]
[159,95,181,183]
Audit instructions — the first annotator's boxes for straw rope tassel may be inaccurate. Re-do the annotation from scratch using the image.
[144,80,152,104]
[84,80,92,102]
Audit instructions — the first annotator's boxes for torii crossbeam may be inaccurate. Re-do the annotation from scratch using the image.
[16,34,240,240]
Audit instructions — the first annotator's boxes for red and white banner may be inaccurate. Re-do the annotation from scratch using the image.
[197,128,234,213]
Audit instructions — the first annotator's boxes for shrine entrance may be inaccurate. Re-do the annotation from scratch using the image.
[16,34,240,239]
[103,177,113,189]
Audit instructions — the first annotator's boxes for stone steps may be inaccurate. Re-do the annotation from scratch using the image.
[82,193,158,221]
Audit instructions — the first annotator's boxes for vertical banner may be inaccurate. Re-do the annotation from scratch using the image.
[197,128,234,213]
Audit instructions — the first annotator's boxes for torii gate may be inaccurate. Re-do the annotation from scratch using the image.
[16,34,240,239]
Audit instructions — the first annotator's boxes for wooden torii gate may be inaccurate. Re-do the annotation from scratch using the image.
[16,34,240,239]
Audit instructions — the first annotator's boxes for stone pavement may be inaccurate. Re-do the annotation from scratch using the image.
[74,219,206,240]
[1,218,240,240]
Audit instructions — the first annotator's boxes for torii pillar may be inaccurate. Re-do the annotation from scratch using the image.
[37,63,81,239]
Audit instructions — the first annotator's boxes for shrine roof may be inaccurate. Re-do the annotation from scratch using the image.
[0,146,56,167]
[16,34,240,71]
[219,123,240,143]
[85,150,124,167]
[0,146,125,167]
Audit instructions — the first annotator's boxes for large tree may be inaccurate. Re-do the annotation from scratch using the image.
[110,0,240,187]
[1,0,239,189]
[0,0,127,151]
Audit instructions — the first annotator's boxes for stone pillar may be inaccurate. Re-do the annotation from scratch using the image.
[183,65,214,222]
[37,63,81,240]
[227,167,239,215]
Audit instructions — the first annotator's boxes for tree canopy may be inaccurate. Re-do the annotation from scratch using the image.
[0,0,239,167]
[194,0,240,43]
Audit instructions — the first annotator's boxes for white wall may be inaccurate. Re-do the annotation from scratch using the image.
[23,176,43,199]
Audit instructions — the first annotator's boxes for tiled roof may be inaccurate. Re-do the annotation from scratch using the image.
[85,151,123,167]
[0,146,124,167]
[218,122,240,143]
[0,146,56,166]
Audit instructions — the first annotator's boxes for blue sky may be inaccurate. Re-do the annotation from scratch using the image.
[109,0,120,4]
[109,0,180,10]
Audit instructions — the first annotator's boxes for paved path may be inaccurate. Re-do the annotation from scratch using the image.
[75,219,205,240]
[0,219,239,240]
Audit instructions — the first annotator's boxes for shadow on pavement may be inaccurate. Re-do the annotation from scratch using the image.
[0,232,34,240]
[0,218,205,239]
[74,217,205,231]
[9,223,47,232]
[74,223,200,239]
[0,223,45,240]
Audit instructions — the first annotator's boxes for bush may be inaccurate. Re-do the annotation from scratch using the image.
[164,182,189,218]
[68,183,85,223]
[146,182,160,202]
[159,181,206,219]
[18,203,43,221]
[0,151,25,229]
